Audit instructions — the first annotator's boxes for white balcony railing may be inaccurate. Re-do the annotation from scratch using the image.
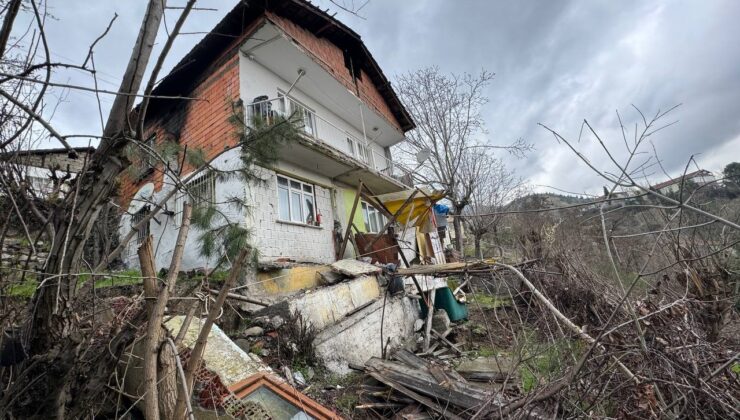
[245,96,413,187]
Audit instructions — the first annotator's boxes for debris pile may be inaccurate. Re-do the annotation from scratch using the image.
[355,349,540,419]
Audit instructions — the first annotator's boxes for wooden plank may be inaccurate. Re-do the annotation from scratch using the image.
[338,182,362,260]
[365,359,491,410]
[431,329,463,355]
[367,372,465,420]
[392,349,430,370]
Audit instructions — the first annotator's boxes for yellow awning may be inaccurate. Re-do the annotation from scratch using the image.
[374,189,445,227]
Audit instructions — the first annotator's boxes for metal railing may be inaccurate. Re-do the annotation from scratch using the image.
[245,97,413,187]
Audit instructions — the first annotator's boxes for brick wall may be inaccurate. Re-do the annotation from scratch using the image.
[266,12,402,131]
[118,53,241,208]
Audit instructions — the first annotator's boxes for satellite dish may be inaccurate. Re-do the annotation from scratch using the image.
[416,148,432,165]
[128,182,154,213]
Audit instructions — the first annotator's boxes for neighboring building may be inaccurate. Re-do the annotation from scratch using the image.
[118,0,415,270]
[1,147,95,198]
[651,169,716,195]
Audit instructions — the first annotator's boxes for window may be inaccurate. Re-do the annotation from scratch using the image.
[175,171,215,225]
[361,201,386,233]
[131,206,150,246]
[347,137,370,164]
[188,171,216,211]
[277,174,317,226]
[278,93,316,137]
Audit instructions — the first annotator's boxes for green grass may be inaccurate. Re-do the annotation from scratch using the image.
[468,293,512,309]
[516,333,582,392]
[731,362,740,375]
[475,345,496,357]
[77,269,146,289]
[7,279,39,298]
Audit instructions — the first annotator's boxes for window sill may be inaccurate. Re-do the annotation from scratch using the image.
[276,219,323,230]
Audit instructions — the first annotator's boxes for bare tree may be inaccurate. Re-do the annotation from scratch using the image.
[396,66,529,252]
[462,156,525,258]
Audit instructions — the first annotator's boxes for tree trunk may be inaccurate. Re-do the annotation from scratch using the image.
[474,234,482,259]
[174,248,251,419]
[28,0,166,356]
[142,203,191,420]
[452,208,464,253]
[13,2,167,417]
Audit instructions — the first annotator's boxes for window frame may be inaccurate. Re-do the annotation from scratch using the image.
[277,91,317,138]
[361,201,386,233]
[175,171,216,225]
[131,205,151,246]
[276,174,319,226]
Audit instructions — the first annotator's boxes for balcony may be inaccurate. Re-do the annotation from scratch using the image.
[246,96,413,193]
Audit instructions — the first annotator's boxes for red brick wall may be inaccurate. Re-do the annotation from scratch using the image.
[266,12,402,130]
[118,53,241,208]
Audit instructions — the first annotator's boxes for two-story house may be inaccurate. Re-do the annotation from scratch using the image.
[118,0,415,271]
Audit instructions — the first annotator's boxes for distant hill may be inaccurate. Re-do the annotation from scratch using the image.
[508,193,591,211]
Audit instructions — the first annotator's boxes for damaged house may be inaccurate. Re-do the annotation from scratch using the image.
[115,0,456,384]
[119,0,415,271]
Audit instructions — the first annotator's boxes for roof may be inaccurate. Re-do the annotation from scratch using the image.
[0,146,95,159]
[148,0,415,132]
[652,169,714,190]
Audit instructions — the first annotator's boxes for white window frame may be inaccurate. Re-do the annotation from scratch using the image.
[276,174,318,226]
[277,92,316,137]
[361,201,386,233]
[347,137,370,164]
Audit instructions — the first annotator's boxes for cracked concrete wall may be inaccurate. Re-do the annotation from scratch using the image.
[314,295,419,374]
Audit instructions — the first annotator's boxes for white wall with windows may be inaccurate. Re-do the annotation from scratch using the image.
[245,162,336,263]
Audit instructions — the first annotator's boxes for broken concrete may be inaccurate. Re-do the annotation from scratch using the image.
[315,295,419,374]
[330,259,382,277]
[163,316,270,388]
[255,275,382,331]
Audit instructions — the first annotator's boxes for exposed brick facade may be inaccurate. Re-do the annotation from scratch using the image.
[266,12,402,131]
[119,30,248,207]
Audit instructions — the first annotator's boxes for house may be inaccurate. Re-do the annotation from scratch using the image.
[651,169,716,195]
[1,147,95,198]
[118,0,416,271]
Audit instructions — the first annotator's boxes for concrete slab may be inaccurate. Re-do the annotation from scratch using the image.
[330,259,382,277]
[287,275,381,330]
[315,295,420,374]
[164,316,270,388]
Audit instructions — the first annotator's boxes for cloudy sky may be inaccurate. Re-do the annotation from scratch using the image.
[14,0,740,195]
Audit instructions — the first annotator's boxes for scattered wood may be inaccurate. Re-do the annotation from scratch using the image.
[397,258,538,276]
[207,289,269,307]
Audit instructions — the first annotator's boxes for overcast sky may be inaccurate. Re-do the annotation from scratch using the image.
[15,0,740,195]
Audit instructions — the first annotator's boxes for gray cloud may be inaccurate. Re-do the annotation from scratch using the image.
[21,0,740,195]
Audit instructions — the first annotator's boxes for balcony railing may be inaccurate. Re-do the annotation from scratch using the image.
[245,96,413,187]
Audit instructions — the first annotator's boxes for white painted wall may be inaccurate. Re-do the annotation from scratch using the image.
[246,163,336,263]
[120,148,338,270]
